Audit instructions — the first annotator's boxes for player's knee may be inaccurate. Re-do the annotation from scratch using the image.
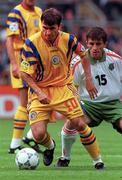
[62,120,75,133]
[87,121,99,127]
[85,117,101,127]
[112,118,122,134]
[31,127,46,142]
[112,120,122,134]
[71,116,86,131]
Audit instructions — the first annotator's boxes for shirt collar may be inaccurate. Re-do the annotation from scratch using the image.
[41,31,60,47]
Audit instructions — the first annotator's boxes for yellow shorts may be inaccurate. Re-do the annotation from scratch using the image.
[28,85,84,125]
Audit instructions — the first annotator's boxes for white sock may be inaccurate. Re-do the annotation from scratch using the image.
[93,155,103,166]
[48,140,55,150]
[61,126,77,160]
[26,129,33,139]
[10,139,22,148]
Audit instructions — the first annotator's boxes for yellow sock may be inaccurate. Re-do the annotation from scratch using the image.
[34,132,54,149]
[12,106,28,139]
[78,125,100,160]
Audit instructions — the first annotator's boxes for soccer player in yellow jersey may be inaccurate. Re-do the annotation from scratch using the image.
[6,0,42,153]
[20,8,102,167]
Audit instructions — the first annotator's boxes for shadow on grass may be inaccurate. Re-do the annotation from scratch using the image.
[2,164,122,172]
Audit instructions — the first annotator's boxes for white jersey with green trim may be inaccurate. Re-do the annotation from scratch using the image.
[72,48,122,102]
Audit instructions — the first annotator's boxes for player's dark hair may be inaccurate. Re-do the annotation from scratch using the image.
[41,8,62,26]
[86,27,107,43]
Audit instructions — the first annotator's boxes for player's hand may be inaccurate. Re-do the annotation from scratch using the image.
[37,91,51,104]
[85,78,98,99]
[12,64,20,78]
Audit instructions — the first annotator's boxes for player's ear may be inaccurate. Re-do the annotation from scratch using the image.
[59,23,63,30]
[104,41,108,48]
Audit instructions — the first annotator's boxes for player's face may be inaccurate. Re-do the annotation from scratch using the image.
[86,39,106,60]
[42,22,60,44]
[23,0,37,7]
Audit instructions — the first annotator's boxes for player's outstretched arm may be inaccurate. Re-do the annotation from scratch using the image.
[81,56,98,99]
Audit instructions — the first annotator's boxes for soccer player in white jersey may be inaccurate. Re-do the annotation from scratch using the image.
[57,27,122,167]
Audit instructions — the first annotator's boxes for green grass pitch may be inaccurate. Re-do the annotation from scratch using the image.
[0,119,122,180]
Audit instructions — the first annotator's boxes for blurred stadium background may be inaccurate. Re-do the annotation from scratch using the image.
[0,0,122,116]
[1,2,122,179]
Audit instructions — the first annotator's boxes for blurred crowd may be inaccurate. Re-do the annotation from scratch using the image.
[0,0,122,85]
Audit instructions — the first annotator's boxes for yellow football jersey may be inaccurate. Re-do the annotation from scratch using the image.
[6,4,42,50]
[21,31,85,87]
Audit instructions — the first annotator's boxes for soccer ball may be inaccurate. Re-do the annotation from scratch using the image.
[15,148,40,170]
